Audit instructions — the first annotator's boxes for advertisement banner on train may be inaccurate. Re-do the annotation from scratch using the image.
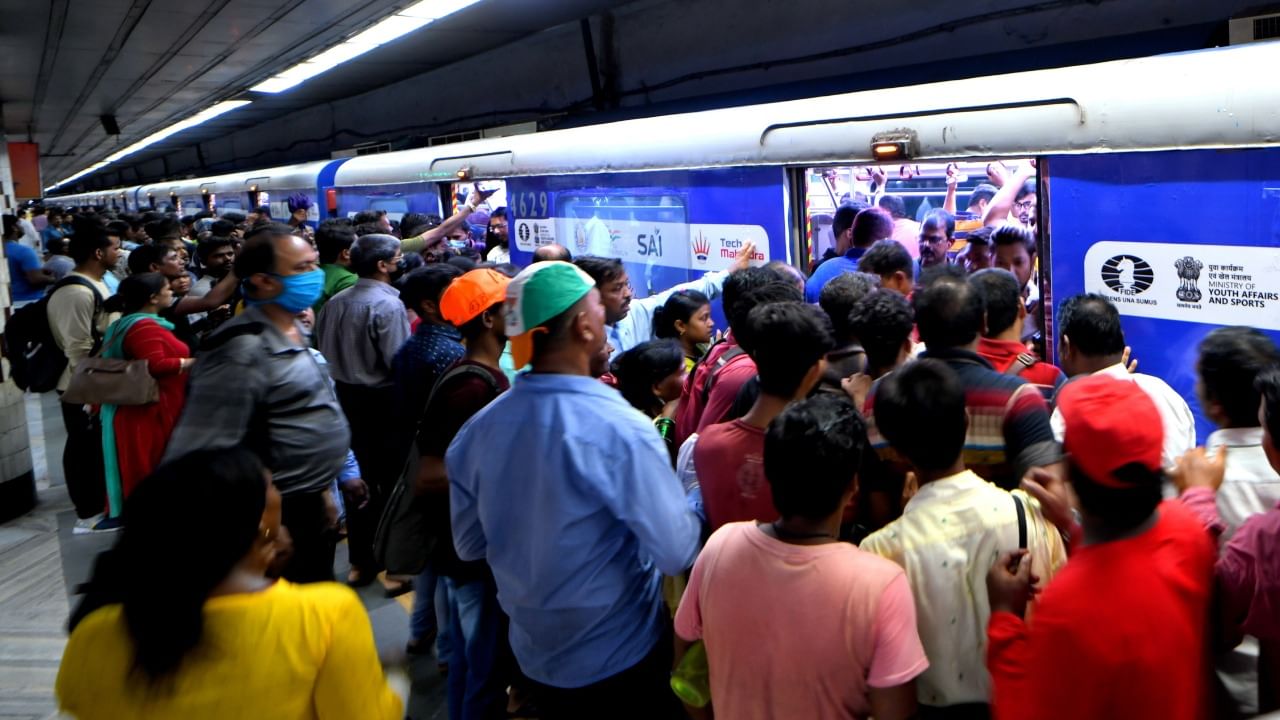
[1048,149,1280,441]
[505,167,787,300]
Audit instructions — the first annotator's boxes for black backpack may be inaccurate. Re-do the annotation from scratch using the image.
[5,276,104,392]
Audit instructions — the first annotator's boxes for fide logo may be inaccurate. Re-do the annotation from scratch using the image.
[517,222,531,243]
[1101,255,1154,295]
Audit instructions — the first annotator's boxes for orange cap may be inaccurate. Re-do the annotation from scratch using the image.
[439,269,510,326]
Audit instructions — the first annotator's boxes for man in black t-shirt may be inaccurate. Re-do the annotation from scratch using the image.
[417,268,513,720]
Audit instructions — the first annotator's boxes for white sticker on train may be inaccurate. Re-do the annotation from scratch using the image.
[1083,241,1280,330]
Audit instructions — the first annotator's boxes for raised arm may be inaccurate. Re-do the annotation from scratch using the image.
[172,272,239,316]
[984,163,1035,227]
[402,184,497,253]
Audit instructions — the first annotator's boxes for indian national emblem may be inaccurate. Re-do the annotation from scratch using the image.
[1174,256,1203,303]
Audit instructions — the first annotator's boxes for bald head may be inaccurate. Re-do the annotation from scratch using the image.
[533,243,572,263]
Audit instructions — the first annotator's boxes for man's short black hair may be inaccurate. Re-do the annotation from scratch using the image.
[849,289,914,373]
[765,394,867,521]
[399,212,432,238]
[967,184,997,210]
[195,236,236,263]
[234,224,296,280]
[1257,367,1280,447]
[832,202,860,238]
[316,220,357,264]
[922,209,955,238]
[723,266,793,335]
[144,217,180,241]
[127,244,170,275]
[1199,327,1280,428]
[876,359,967,471]
[729,279,804,344]
[857,240,913,280]
[68,225,115,264]
[350,234,400,277]
[992,223,1035,255]
[965,225,994,247]
[819,272,879,345]
[399,264,463,311]
[210,219,236,237]
[573,256,625,287]
[914,265,984,349]
[1015,178,1036,202]
[352,210,385,226]
[744,302,835,397]
[853,208,895,249]
[1058,293,1125,357]
[968,268,1022,337]
[878,194,907,220]
[353,222,383,237]
[1071,462,1163,532]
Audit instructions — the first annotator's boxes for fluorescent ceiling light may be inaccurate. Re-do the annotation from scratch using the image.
[46,100,251,192]
[250,0,481,94]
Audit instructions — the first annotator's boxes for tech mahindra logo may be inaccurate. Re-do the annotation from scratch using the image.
[692,232,711,263]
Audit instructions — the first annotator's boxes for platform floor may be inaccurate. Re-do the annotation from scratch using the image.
[0,392,447,720]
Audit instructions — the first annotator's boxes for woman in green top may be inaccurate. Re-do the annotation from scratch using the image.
[98,273,196,528]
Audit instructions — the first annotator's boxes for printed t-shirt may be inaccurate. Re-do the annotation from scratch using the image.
[694,419,774,531]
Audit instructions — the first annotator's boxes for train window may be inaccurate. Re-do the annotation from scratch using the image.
[367,197,409,222]
[221,199,243,210]
[558,192,688,271]
[801,160,1038,264]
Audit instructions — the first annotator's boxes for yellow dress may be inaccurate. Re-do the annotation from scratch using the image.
[57,580,402,720]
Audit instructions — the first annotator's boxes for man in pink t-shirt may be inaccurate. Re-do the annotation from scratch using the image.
[693,302,833,531]
[676,394,927,719]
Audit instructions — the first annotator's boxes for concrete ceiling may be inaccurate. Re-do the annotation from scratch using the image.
[0,0,632,189]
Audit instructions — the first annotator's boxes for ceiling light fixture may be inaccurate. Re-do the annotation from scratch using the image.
[45,100,252,193]
[250,0,482,95]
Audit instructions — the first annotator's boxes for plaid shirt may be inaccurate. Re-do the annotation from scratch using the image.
[865,347,1060,490]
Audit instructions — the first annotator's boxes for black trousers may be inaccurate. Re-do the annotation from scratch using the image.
[528,619,684,720]
[920,704,991,720]
[58,396,105,520]
[334,381,402,572]
[279,490,338,584]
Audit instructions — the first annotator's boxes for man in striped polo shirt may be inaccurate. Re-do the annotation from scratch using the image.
[864,265,1061,492]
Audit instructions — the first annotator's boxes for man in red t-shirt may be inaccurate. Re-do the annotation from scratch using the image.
[985,375,1216,720]
[970,268,1064,401]
[691,302,834,532]
[418,268,514,720]
[674,267,798,445]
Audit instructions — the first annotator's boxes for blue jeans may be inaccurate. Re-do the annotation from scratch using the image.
[445,574,511,720]
[411,564,451,660]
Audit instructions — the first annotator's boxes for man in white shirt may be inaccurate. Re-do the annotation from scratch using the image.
[861,358,1066,713]
[1052,293,1196,472]
[1196,326,1280,535]
[574,244,755,361]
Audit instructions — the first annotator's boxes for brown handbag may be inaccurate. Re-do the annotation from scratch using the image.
[62,358,159,406]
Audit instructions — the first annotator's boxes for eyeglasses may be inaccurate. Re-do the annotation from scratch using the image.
[1014,200,1036,212]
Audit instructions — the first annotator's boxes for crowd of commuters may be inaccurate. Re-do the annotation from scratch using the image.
[7,174,1277,720]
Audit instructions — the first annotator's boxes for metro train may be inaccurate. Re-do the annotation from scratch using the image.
[50,41,1280,440]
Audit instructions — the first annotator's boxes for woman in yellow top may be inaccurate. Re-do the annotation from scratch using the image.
[56,448,402,720]
[652,289,715,373]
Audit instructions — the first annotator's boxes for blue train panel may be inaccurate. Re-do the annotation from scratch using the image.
[1047,149,1280,442]
[506,167,787,307]
[334,181,443,224]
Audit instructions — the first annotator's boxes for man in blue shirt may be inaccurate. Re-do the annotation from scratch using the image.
[447,261,699,718]
[805,205,895,303]
[575,243,754,361]
[4,215,53,304]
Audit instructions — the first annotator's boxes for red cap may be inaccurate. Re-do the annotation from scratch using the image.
[1057,374,1163,488]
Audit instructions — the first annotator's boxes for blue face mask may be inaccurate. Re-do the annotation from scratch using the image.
[246,268,325,313]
